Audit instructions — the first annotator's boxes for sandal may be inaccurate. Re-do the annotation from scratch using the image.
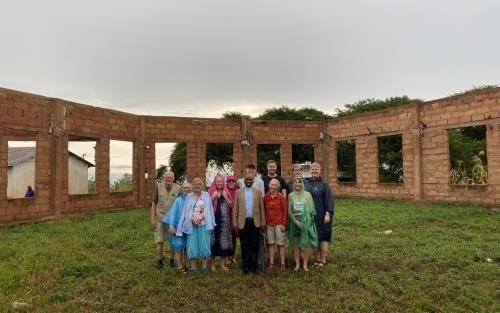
[267,263,274,270]
[280,264,286,272]
[312,261,320,268]
[180,267,188,274]
[316,261,325,268]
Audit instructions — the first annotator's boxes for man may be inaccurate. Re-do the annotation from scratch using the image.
[151,171,181,268]
[237,163,265,195]
[233,175,266,274]
[287,163,309,192]
[262,160,288,196]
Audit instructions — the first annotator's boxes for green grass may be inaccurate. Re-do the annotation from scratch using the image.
[1,199,499,312]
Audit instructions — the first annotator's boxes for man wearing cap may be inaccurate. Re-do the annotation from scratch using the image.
[237,163,265,196]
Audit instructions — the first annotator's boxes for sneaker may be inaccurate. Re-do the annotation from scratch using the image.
[157,260,164,269]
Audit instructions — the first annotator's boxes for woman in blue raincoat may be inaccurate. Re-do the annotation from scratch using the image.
[163,181,191,273]
[176,177,215,274]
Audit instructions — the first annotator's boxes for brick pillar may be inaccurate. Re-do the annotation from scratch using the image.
[53,135,68,215]
[486,124,500,188]
[134,140,143,206]
[321,119,330,181]
[96,138,110,194]
[280,143,292,179]
[144,142,156,205]
[240,115,256,170]
[50,101,66,217]
[35,135,51,206]
[0,131,6,202]
[186,142,206,182]
[412,104,423,201]
[314,143,323,165]
[232,143,242,176]
[245,143,257,168]
[136,117,146,206]
[328,139,337,186]
[357,137,378,185]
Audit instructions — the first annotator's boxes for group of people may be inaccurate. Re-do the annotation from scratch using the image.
[150,160,334,274]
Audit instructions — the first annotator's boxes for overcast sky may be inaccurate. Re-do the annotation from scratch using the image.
[1,0,499,118]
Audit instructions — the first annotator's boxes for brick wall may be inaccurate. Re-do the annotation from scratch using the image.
[1,86,500,224]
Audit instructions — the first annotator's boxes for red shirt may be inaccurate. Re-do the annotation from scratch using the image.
[263,192,287,226]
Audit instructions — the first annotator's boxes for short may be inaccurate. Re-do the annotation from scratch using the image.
[266,224,285,246]
[155,220,166,243]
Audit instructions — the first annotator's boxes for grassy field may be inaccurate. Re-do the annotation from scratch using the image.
[0,199,499,313]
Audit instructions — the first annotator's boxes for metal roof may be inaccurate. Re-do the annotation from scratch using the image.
[8,147,95,167]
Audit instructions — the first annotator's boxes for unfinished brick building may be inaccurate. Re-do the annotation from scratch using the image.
[1,87,499,224]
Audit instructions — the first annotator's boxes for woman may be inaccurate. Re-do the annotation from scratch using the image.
[163,182,191,273]
[226,175,239,264]
[264,178,287,272]
[177,177,215,274]
[208,174,234,271]
[306,162,334,268]
[287,176,318,272]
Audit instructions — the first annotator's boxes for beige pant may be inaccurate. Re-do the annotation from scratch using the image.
[266,225,285,246]
[155,219,167,243]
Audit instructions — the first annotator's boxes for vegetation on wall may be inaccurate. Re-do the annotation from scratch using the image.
[449,126,488,185]
[378,134,404,183]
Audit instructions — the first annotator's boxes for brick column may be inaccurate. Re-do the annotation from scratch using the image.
[314,143,323,165]
[486,124,500,189]
[136,116,146,206]
[232,143,243,176]
[95,138,110,194]
[186,142,206,182]
[357,137,378,186]
[244,143,257,168]
[50,101,66,217]
[144,142,156,205]
[35,135,52,203]
[0,131,6,202]
[327,139,337,186]
[280,143,292,179]
[412,104,423,201]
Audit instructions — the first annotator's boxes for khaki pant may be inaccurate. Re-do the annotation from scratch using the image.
[266,225,285,246]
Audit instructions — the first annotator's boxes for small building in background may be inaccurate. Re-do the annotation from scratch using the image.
[7,147,95,198]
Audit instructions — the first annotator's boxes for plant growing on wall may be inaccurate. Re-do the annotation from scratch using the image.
[448,126,487,185]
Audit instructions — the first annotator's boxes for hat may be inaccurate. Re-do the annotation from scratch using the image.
[246,163,256,169]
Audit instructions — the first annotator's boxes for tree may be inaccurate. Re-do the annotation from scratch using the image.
[336,140,356,182]
[110,173,132,192]
[335,96,422,118]
[206,143,233,169]
[155,164,167,182]
[378,135,403,183]
[257,106,332,120]
[222,111,243,121]
[449,126,487,184]
[87,177,96,193]
[168,142,187,183]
